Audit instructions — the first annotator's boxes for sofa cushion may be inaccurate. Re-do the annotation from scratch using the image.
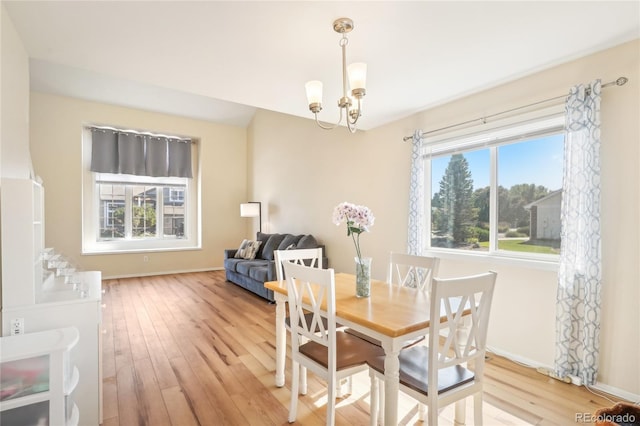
[297,234,318,249]
[255,232,273,259]
[278,234,302,250]
[224,257,246,272]
[249,265,270,283]
[262,234,286,260]
[236,259,270,276]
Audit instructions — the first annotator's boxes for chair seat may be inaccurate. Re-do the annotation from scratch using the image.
[299,330,385,370]
[368,345,475,395]
[344,327,426,349]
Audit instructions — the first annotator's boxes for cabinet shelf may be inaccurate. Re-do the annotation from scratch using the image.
[0,327,79,426]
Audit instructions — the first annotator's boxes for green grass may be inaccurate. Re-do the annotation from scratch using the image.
[478,239,559,254]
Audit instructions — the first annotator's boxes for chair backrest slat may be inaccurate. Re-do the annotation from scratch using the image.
[275,248,324,282]
[284,262,336,355]
[428,271,497,386]
[387,252,440,292]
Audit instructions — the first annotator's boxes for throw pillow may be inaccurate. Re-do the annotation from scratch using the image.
[234,239,249,258]
[297,234,318,249]
[242,240,262,260]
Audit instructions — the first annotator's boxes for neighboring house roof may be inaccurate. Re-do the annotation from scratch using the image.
[524,189,562,210]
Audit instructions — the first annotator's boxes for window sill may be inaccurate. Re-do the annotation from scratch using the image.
[424,248,559,272]
[82,246,201,256]
[82,239,202,255]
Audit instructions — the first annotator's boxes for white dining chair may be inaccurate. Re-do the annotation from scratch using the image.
[347,252,440,349]
[387,252,440,291]
[284,261,384,425]
[275,248,324,395]
[367,271,497,426]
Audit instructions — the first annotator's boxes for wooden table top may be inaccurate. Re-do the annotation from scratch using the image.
[265,272,432,338]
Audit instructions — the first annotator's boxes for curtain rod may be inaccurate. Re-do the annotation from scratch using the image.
[89,125,195,143]
[402,76,628,142]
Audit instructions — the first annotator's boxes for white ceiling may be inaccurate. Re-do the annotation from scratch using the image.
[4,1,640,130]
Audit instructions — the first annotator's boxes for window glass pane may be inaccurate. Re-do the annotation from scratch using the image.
[98,184,125,240]
[131,186,157,238]
[431,149,490,250]
[497,134,564,254]
[162,187,185,238]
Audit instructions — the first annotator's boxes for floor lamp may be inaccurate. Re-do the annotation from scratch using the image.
[240,201,262,233]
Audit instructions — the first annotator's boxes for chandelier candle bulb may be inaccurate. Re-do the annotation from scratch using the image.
[347,63,367,91]
[305,81,323,112]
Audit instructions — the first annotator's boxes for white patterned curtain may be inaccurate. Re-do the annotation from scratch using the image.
[407,130,424,255]
[555,80,602,386]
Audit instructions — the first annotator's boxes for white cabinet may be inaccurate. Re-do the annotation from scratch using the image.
[2,273,103,426]
[0,327,80,425]
[1,178,103,425]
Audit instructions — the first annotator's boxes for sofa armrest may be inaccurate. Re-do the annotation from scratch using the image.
[224,249,237,260]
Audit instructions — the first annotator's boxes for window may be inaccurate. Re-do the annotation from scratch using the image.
[82,126,200,253]
[425,113,564,260]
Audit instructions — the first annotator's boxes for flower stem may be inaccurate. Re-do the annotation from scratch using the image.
[352,231,365,275]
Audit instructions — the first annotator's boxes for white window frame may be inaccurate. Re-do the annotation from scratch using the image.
[81,127,201,254]
[422,107,564,270]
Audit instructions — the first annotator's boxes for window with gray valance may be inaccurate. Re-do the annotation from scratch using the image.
[89,127,193,178]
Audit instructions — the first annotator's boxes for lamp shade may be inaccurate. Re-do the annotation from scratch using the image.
[305,80,323,105]
[240,203,260,218]
[347,62,367,91]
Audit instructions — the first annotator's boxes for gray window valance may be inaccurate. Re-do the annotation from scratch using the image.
[90,127,193,178]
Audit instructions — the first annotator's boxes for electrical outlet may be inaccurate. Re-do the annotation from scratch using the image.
[10,318,24,335]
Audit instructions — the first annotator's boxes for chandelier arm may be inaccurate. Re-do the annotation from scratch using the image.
[314,109,344,130]
[346,118,357,133]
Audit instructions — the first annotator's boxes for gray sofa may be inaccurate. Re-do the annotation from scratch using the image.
[224,232,327,302]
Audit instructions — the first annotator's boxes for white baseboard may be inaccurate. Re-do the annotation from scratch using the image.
[591,382,640,404]
[487,346,640,403]
[486,345,553,370]
[102,267,224,280]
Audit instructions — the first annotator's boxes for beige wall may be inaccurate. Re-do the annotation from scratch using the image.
[1,4,31,179]
[29,92,249,277]
[249,40,639,397]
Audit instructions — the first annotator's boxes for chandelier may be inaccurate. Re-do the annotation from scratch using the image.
[305,17,367,133]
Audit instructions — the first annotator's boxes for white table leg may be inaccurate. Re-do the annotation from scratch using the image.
[274,293,287,387]
[381,340,400,426]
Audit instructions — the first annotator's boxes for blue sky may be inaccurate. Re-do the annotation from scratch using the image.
[431,134,564,193]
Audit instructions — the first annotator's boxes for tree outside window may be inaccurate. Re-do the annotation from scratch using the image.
[429,133,563,256]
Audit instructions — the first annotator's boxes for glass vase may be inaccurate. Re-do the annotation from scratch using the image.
[355,256,372,298]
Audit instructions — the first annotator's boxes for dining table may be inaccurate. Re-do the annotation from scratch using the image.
[264,272,468,425]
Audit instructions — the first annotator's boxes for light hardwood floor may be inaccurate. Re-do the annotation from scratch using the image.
[101,271,623,425]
